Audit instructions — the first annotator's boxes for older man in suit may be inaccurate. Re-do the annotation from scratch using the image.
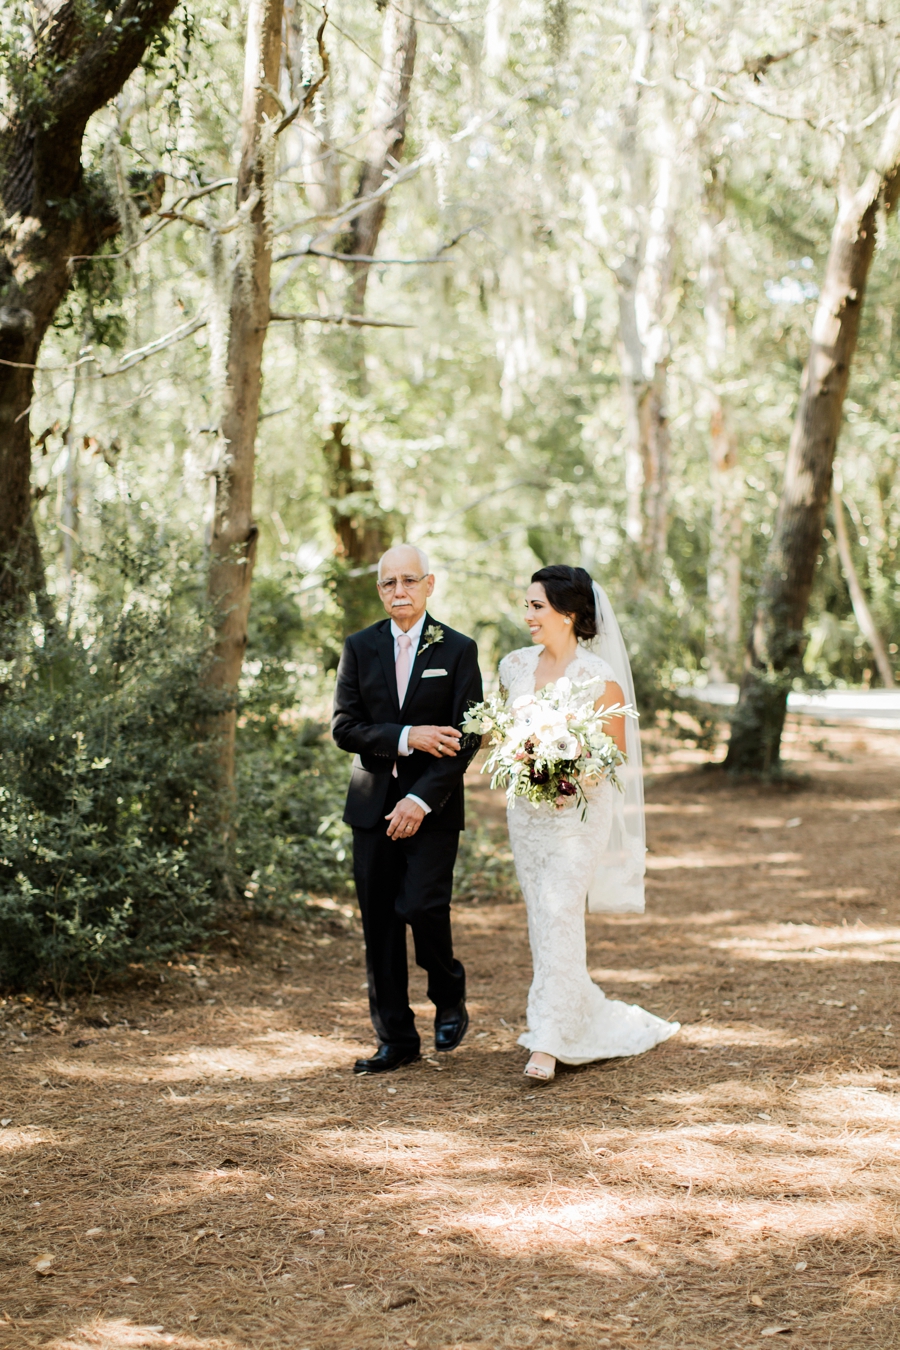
[332,545,483,1074]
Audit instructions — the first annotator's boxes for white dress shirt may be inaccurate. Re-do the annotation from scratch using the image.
[391,615,431,815]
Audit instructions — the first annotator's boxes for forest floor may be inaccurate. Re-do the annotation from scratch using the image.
[1,717,899,1350]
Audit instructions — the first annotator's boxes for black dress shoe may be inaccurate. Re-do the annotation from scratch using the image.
[353,1044,420,1075]
[434,1000,469,1052]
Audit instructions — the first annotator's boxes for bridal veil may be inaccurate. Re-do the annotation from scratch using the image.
[586,581,647,914]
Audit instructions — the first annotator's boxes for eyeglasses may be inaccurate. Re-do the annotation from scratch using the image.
[377,574,429,593]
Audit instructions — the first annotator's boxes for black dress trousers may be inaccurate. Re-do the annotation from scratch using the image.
[352,788,465,1050]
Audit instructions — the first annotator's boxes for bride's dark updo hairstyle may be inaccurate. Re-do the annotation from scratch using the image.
[531,565,598,641]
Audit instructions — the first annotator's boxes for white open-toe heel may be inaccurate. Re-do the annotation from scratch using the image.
[524,1052,556,1083]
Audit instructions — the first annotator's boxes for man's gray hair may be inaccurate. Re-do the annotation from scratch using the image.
[377,544,430,579]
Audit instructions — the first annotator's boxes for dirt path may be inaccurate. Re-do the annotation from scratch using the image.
[1,720,899,1350]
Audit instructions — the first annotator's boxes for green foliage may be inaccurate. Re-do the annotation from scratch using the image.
[53,245,129,351]
[454,822,519,905]
[234,578,354,912]
[235,714,353,915]
[0,538,359,991]
[0,535,227,993]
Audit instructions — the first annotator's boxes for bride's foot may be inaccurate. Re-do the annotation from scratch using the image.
[524,1051,556,1083]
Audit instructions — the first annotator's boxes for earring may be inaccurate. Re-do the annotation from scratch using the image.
[564,617,571,624]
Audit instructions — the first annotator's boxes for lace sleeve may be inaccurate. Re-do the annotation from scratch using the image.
[498,647,536,703]
[497,653,511,695]
[580,650,619,691]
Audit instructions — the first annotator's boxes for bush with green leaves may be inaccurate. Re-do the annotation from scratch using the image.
[0,529,230,992]
[233,584,354,914]
[0,537,362,990]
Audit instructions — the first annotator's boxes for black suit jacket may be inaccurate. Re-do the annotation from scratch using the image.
[332,614,483,831]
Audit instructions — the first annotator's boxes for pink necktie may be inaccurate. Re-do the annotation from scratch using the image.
[395,633,412,705]
[392,634,413,778]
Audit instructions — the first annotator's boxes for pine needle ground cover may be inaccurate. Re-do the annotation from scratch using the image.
[1,720,898,1350]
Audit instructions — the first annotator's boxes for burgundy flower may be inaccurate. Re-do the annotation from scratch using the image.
[557,779,577,797]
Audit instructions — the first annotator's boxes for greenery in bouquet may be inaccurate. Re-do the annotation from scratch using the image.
[462,677,633,814]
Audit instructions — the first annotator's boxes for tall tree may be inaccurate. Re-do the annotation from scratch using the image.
[725,108,900,773]
[608,2,678,571]
[699,157,742,681]
[0,0,179,623]
[832,484,895,690]
[319,1,417,636]
[203,0,284,803]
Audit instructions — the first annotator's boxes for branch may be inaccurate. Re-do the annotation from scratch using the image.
[47,0,181,132]
[832,485,896,688]
[268,311,414,328]
[265,6,330,137]
[97,314,208,377]
[278,81,545,245]
[673,70,820,129]
[67,178,237,265]
[738,40,818,81]
[273,223,479,266]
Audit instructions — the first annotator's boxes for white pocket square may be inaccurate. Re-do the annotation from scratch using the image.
[422,668,448,678]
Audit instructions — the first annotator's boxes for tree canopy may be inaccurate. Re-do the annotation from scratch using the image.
[2,0,899,984]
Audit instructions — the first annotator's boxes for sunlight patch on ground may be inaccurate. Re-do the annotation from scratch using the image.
[588,966,683,985]
[586,1127,900,1196]
[46,1320,241,1349]
[311,1126,511,1182]
[709,922,900,963]
[39,1032,365,1087]
[449,1193,891,1255]
[0,1124,54,1152]
[679,1023,805,1048]
[647,851,802,870]
[452,1194,657,1247]
[796,1085,900,1127]
[157,1033,357,1083]
[607,909,751,927]
[822,798,899,812]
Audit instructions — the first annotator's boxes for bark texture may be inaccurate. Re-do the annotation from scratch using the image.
[0,0,179,621]
[832,486,895,689]
[612,3,676,570]
[204,0,284,795]
[700,164,742,681]
[725,111,900,773]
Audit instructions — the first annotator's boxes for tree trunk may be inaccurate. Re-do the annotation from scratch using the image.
[0,0,179,628]
[611,5,676,571]
[321,2,417,635]
[204,0,284,797]
[699,164,742,681]
[832,485,896,688]
[725,110,900,773]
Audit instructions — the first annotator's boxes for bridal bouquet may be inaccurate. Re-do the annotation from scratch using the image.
[462,676,632,812]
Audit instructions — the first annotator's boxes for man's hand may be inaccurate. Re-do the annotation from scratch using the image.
[386,796,427,840]
[407,725,462,758]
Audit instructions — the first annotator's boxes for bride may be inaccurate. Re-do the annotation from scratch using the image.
[498,564,679,1083]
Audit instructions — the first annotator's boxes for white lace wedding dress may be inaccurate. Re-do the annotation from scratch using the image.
[499,643,679,1065]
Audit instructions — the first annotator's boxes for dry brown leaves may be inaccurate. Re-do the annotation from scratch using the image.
[0,720,898,1350]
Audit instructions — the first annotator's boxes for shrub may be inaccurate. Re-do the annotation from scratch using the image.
[233,587,354,914]
[0,538,227,992]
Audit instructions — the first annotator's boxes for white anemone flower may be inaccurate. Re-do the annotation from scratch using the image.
[550,733,580,759]
[533,715,569,746]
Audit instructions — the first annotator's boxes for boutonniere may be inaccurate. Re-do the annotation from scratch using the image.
[420,623,444,653]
